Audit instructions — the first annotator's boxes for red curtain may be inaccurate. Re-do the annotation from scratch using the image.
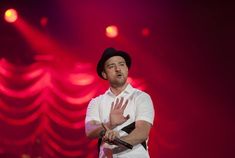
[0,58,152,158]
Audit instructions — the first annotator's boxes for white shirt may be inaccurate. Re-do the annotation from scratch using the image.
[85,84,155,158]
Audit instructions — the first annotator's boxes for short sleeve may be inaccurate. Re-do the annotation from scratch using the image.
[85,98,101,123]
[135,92,155,125]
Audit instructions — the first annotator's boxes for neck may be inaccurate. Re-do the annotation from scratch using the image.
[110,82,128,96]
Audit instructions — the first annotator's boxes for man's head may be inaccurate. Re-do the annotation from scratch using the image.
[96,47,131,86]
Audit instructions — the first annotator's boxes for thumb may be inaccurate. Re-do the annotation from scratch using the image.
[102,123,110,131]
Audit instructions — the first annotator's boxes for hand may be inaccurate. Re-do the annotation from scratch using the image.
[109,97,129,128]
[102,123,119,144]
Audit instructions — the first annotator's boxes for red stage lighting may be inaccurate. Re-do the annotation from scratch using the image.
[4,8,18,23]
[141,27,150,37]
[105,25,118,38]
[40,17,48,27]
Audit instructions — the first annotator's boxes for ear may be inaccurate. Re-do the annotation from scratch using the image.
[102,71,107,79]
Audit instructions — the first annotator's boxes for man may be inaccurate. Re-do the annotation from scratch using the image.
[85,47,155,157]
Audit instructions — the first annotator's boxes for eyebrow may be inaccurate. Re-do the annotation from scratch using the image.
[106,61,126,67]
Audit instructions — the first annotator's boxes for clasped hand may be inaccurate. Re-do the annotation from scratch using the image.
[102,97,129,144]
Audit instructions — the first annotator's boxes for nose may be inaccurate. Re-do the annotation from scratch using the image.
[115,65,121,71]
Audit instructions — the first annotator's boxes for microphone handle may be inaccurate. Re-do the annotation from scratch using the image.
[100,130,133,149]
[113,138,133,149]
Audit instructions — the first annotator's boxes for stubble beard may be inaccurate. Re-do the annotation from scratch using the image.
[110,77,127,88]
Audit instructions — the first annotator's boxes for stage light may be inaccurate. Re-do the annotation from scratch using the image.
[105,25,118,38]
[4,8,18,23]
[141,27,150,37]
[40,17,48,27]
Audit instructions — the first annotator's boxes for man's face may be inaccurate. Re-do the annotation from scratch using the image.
[102,56,128,87]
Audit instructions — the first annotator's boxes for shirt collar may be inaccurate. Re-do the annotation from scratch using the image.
[106,83,134,96]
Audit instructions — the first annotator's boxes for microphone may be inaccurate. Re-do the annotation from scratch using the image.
[100,130,133,149]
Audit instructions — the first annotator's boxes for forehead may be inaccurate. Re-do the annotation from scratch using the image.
[105,56,125,65]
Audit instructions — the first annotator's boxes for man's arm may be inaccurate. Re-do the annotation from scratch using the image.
[85,97,130,139]
[120,120,152,146]
[85,120,114,138]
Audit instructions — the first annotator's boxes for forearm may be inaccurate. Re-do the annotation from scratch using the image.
[120,121,151,146]
[85,123,103,138]
[120,129,148,146]
[85,121,116,139]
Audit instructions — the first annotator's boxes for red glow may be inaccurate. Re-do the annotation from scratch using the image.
[46,137,83,157]
[21,154,31,158]
[106,25,118,38]
[22,68,44,80]
[40,17,48,27]
[141,27,150,37]
[0,57,149,158]
[0,60,11,77]
[127,77,146,90]
[0,108,42,125]
[69,73,95,86]
[46,125,87,146]
[4,8,18,23]
[50,86,97,104]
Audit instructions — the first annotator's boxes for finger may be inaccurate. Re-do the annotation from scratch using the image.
[117,97,124,109]
[105,130,114,141]
[102,136,107,142]
[109,131,118,141]
[121,99,129,110]
[114,98,119,109]
[111,102,114,110]
[110,131,117,141]
[102,123,110,131]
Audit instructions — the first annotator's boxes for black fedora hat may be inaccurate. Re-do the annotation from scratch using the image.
[96,47,131,79]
